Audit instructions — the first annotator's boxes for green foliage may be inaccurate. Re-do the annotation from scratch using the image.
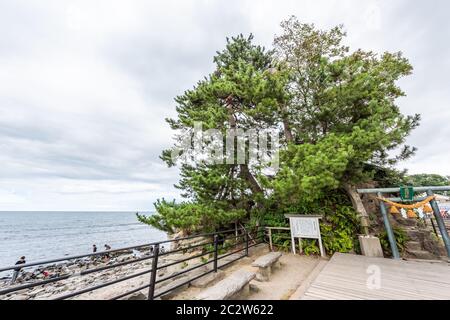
[140,17,421,257]
[271,232,292,252]
[201,238,238,257]
[259,192,360,256]
[137,199,246,234]
[202,243,214,255]
[272,17,419,187]
[370,165,409,188]
[370,170,450,192]
[378,227,409,257]
[406,173,449,187]
[405,174,450,195]
[320,205,360,254]
[146,34,288,234]
[267,134,355,205]
[302,239,321,255]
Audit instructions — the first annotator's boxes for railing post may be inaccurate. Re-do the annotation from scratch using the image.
[213,234,218,273]
[245,230,249,257]
[148,243,159,300]
[427,189,450,257]
[429,217,439,237]
[377,192,400,259]
[268,228,273,251]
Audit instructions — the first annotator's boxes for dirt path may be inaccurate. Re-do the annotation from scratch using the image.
[172,250,325,300]
[248,254,322,300]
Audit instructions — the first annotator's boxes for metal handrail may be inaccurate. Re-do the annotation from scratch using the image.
[0,253,158,296]
[53,269,153,300]
[0,225,266,300]
[158,240,215,257]
[0,243,155,273]
[153,269,216,299]
[0,226,251,273]
[152,235,266,300]
[156,248,216,270]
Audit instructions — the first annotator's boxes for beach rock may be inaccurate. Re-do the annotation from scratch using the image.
[172,230,187,240]
[157,270,167,278]
[11,289,28,295]
[0,246,214,300]
[125,292,147,300]
[45,286,56,293]
[34,293,54,300]
[28,288,46,297]
[9,294,30,300]
[177,236,209,249]
[164,254,184,262]
[117,254,134,263]
[188,250,204,258]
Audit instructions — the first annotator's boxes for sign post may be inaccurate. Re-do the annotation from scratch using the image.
[285,215,325,257]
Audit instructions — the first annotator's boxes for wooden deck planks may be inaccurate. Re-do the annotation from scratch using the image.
[300,253,450,300]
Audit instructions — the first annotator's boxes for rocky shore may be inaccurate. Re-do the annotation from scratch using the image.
[0,235,215,300]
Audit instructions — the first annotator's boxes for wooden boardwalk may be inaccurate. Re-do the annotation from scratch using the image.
[300,253,450,300]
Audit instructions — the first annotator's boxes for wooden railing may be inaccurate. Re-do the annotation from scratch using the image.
[265,227,290,251]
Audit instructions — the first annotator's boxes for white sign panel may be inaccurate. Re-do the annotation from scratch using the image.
[285,215,325,257]
[290,217,320,238]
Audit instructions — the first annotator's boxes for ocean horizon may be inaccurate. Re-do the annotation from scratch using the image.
[0,211,167,268]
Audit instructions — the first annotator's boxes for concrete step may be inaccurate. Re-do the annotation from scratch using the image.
[406,250,438,260]
[405,230,423,241]
[394,218,418,227]
[405,257,449,264]
[405,241,422,251]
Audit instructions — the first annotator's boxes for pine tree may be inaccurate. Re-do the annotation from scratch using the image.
[138,35,289,233]
[140,18,420,243]
[268,17,420,231]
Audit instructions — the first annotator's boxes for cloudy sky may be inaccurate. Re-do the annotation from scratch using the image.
[0,0,449,211]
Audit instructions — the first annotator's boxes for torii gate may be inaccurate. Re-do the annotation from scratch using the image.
[357,186,450,259]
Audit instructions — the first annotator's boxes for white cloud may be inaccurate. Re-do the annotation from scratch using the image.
[0,0,449,211]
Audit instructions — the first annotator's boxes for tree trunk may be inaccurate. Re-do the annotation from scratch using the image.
[240,164,263,195]
[226,97,264,207]
[283,118,294,143]
[280,105,294,143]
[343,183,369,235]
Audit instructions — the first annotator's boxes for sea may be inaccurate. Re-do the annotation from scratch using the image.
[0,211,167,268]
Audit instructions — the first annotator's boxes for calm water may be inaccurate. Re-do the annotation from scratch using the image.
[0,211,166,267]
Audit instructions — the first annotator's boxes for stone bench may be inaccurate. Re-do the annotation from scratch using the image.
[195,269,256,300]
[251,252,282,281]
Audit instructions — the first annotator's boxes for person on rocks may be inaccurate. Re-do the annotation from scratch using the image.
[103,244,112,261]
[91,244,98,262]
[10,256,26,285]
